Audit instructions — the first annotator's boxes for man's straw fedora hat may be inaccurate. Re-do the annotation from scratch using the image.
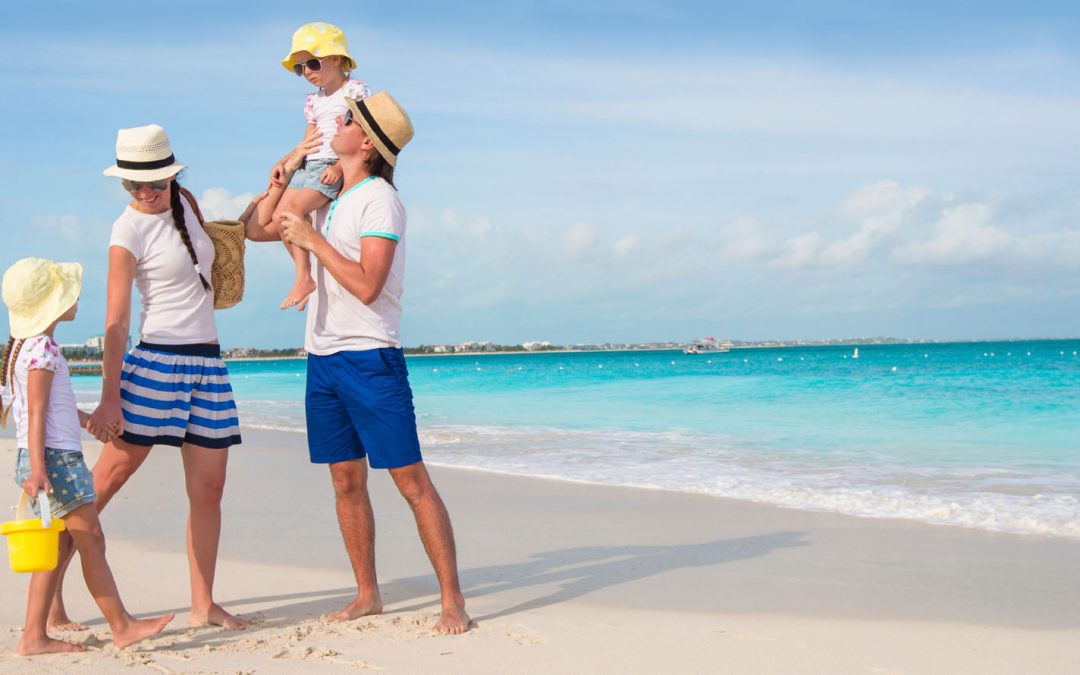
[102,124,186,182]
[2,258,83,339]
[345,92,413,167]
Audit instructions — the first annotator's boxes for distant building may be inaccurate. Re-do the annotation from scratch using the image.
[522,341,551,351]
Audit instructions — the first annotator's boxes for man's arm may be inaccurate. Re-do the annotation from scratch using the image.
[279,212,396,304]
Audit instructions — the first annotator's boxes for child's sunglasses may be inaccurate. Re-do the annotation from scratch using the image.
[292,57,328,76]
[121,179,170,193]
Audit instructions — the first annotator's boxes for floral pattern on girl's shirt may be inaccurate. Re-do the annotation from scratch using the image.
[23,335,62,373]
[303,79,371,124]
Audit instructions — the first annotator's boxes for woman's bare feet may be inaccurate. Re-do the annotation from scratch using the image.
[324,595,383,623]
[112,613,175,649]
[189,603,246,630]
[280,278,316,310]
[433,602,472,635]
[17,635,86,655]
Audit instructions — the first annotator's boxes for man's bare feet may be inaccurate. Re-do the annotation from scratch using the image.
[324,595,383,623]
[189,603,246,630]
[17,635,86,655]
[280,278,316,310]
[112,613,174,649]
[433,602,471,635]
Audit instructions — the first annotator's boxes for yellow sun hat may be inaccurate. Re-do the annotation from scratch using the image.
[281,22,356,73]
[2,258,83,339]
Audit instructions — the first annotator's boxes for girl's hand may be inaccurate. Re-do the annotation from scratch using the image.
[87,399,123,443]
[23,470,51,498]
[319,163,343,186]
[270,162,287,189]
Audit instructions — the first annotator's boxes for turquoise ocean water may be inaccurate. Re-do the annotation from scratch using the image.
[72,340,1080,538]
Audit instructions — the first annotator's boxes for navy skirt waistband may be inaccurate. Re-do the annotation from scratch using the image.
[137,342,221,358]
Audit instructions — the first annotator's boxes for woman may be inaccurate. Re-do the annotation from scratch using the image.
[55,124,244,630]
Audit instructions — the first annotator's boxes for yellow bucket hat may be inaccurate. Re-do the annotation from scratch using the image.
[281,22,356,73]
[2,258,83,339]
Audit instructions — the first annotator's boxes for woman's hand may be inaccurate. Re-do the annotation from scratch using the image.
[87,398,123,443]
[279,212,318,252]
[284,128,323,173]
[319,163,343,186]
[23,470,51,498]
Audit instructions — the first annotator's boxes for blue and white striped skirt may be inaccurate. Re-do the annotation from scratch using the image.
[118,342,242,449]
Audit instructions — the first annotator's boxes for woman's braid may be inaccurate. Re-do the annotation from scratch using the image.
[170,181,211,291]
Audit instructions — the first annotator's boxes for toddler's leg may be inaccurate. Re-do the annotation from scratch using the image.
[275,187,332,310]
[64,503,174,648]
[17,567,84,655]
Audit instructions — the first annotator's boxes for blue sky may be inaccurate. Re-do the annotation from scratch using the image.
[2,1,1079,347]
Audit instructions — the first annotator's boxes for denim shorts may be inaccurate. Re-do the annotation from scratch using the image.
[13,448,96,518]
[306,348,423,468]
[287,158,343,200]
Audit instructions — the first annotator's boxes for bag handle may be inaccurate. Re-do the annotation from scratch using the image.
[16,490,52,528]
[178,186,206,226]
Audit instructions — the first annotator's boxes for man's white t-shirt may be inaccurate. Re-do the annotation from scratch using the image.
[108,197,218,344]
[305,177,406,355]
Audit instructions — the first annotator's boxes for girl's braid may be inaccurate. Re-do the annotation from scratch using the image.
[170,181,211,292]
[1,336,25,389]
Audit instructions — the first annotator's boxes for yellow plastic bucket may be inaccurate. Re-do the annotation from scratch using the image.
[1,491,65,573]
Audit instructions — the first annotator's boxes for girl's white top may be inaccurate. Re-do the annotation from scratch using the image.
[304,79,371,160]
[109,195,218,344]
[7,335,83,451]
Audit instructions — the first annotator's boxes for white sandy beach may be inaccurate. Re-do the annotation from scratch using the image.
[0,428,1078,674]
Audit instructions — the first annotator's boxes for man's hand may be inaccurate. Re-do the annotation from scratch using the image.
[280,212,318,252]
[320,163,343,186]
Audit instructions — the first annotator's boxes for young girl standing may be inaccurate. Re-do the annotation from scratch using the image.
[271,22,370,310]
[1,257,173,655]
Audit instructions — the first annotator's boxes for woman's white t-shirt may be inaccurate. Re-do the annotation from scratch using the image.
[108,196,218,344]
[6,335,83,452]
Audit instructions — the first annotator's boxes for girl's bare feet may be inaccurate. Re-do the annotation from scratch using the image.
[113,613,174,649]
[17,635,85,655]
[189,603,246,630]
[280,278,317,310]
[46,612,87,632]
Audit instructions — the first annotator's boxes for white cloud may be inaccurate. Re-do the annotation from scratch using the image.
[894,203,1012,266]
[562,222,598,259]
[721,217,776,262]
[199,188,257,221]
[612,235,639,257]
[770,233,822,269]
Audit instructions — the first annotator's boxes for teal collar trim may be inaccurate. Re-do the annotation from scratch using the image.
[325,176,377,237]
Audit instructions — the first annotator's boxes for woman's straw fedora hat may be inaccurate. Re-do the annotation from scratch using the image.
[102,124,186,181]
[281,22,356,72]
[345,92,413,167]
[2,258,83,339]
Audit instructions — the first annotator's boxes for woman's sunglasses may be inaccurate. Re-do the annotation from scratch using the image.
[292,57,328,76]
[122,179,170,193]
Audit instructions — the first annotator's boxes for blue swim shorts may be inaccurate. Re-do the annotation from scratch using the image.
[13,447,97,518]
[305,348,423,469]
[287,158,343,200]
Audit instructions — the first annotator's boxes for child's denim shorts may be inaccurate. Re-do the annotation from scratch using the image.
[13,447,96,518]
[287,157,343,200]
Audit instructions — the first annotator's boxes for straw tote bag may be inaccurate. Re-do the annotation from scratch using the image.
[178,187,246,310]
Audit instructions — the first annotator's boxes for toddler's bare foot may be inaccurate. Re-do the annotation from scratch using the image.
[189,603,246,630]
[17,635,85,655]
[280,278,316,310]
[324,595,383,623]
[113,612,174,649]
[433,602,471,635]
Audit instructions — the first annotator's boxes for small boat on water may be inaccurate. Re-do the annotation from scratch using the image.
[69,363,103,376]
[853,348,859,359]
[683,345,701,355]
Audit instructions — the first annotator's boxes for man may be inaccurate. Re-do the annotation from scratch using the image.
[279,92,470,634]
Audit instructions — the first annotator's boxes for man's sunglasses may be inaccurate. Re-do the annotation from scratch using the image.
[122,179,170,193]
[292,57,328,76]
